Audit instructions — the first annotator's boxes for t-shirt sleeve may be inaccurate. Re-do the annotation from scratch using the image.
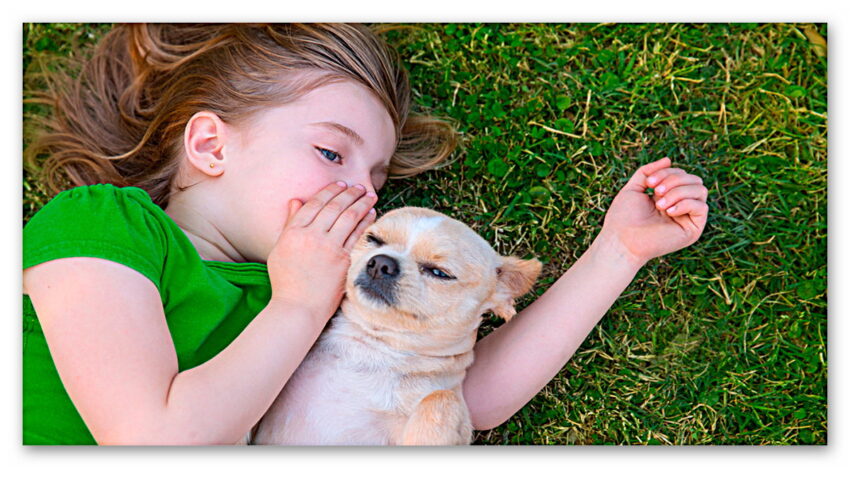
[23,184,168,291]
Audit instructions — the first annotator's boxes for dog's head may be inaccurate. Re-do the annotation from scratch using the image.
[343,207,541,348]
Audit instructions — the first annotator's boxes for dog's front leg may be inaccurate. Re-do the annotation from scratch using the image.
[399,389,472,445]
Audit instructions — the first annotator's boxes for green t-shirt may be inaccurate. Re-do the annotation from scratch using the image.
[23,184,273,445]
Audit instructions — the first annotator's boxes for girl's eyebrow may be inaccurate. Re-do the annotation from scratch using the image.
[310,121,364,146]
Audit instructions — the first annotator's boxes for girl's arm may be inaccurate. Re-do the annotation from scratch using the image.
[463,158,709,430]
[25,182,378,445]
[25,257,324,445]
[463,232,642,430]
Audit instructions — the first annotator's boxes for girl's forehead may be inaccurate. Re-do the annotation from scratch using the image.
[240,79,397,162]
[274,81,395,148]
[300,81,391,122]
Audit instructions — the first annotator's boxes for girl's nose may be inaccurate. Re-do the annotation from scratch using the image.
[343,177,378,199]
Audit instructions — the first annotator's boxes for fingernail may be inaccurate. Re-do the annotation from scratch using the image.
[647,176,658,186]
[667,205,677,213]
[366,192,377,198]
[657,198,668,208]
[369,208,376,215]
[353,184,366,190]
[336,181,348,187]
[655,184,666,194]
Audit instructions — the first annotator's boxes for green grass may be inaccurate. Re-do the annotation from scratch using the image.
[23,23,827,445]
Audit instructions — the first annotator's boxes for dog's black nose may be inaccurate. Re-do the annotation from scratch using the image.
[366,254,399,280]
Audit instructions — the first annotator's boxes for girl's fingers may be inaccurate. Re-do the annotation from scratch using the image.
[654,184,709,211]
[652,172,704,197]
[290,181,349,227]
[625,157,672,191]
[665,198,709,218]
[645,167,688,189]
[326,191,378,244]
[311,185,369,232]
[342,208,378,252]
[284,199,304,228]
[666,199,709,239]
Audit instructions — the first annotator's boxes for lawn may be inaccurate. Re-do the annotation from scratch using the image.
[23,23,828,445]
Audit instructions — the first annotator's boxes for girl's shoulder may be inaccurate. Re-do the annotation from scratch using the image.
[26,183,170,234]
[35,183,158,217]
[23,184,177,290]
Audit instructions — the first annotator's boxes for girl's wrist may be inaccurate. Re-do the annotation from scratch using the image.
[591,228,648,273]
[265,296,326,326]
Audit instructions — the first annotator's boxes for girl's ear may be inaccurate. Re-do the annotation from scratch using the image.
[183,111,229,177]
[486,256,543,321]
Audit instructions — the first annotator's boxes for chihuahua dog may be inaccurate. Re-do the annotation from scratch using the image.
[251,207,541,445]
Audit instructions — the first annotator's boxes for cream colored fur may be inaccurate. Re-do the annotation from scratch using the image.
[251,207,541,445]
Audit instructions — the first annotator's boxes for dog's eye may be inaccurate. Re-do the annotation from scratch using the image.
[420,264,455,280]
[366,234,385,246]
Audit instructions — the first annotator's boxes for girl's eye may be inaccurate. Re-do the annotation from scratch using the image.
[317,147,342,163]
[420,265,455,280]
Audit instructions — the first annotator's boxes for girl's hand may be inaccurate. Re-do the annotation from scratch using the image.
[600,157,709,266]
[266,181,378,322]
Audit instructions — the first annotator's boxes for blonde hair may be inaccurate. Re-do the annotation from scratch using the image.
[24,23,458,207]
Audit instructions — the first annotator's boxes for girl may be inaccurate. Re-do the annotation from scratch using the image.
[23,23,709,445]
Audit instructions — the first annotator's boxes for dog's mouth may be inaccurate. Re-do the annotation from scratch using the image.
[353,274,397,307]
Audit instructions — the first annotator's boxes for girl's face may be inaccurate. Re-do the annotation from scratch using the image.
[215,80,397,263]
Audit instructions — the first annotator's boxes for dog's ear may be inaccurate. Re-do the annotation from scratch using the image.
[486,256,542,321]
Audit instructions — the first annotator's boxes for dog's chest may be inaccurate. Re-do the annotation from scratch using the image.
[253,318,465,445]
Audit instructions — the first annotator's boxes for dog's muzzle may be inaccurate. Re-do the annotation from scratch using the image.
[354,254,400,306]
